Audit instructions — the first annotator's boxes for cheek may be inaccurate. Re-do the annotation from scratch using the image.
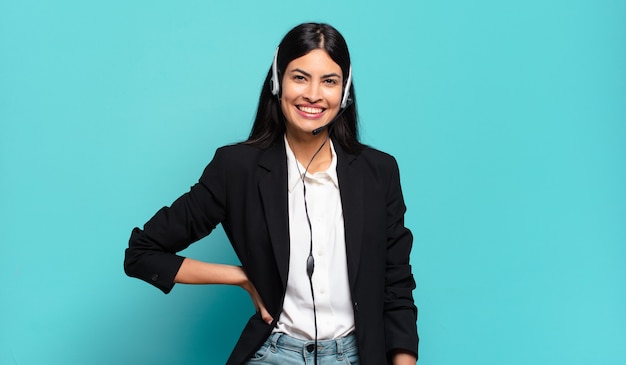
[325,89,343,107]
[280,90,293,104]
[279,97,296,125]
[280,100,289,117]
[279,78,298,100]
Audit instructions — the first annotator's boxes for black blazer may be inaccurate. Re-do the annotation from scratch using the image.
[124,140,418,364]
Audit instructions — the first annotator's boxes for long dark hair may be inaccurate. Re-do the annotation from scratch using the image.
[245,23,363,154]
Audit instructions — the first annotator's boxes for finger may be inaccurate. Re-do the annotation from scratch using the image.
[259,305,273,325]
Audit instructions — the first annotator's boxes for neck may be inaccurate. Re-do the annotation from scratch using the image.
[286,131,332,174]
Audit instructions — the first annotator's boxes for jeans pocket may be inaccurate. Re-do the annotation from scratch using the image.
[247,341,272,362]
[344,350,360,365]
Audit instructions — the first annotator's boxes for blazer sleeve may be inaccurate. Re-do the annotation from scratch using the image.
[383,157,419,359]
[123,147,229,294]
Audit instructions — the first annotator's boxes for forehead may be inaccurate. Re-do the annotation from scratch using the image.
[286,49,342,75]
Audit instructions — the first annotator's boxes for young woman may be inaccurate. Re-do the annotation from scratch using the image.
[124,23,418,365]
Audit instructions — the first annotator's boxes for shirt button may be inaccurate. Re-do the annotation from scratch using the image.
[320,288,326,294]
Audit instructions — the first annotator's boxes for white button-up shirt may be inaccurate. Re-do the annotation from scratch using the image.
[274,136,355,340]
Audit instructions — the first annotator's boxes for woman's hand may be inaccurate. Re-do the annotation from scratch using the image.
[240,276,273,325]
[391,350,417,365]
[174,258,273,325]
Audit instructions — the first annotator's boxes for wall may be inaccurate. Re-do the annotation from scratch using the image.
[1,0,624,364]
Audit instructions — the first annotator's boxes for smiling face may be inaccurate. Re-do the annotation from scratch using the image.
[280,49,344,139]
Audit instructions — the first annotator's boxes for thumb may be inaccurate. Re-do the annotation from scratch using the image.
[247,284,274,325]
[258,303,274,325]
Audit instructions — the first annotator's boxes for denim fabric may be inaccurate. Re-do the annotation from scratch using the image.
[245,332,360,365]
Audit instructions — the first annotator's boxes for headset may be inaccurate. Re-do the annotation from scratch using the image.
[270,47,353,109]
[273,45,353,365]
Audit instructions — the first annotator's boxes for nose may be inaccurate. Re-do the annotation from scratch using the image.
[303,82,322,103]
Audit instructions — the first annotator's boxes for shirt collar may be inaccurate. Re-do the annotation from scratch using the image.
[284,135,339,193]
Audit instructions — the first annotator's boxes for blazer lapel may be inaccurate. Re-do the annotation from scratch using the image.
[335,143,364,289]
[257,142,290,288]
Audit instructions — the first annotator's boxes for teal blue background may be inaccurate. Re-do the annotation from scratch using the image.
[1,0,624,364]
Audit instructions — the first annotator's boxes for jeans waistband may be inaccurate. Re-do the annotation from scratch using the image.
[267,332,357,356]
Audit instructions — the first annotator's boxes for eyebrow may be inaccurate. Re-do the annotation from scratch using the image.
[290,68,341,79]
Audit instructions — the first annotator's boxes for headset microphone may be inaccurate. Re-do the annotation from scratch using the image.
[311,125,327,136]
[311,97,353,136]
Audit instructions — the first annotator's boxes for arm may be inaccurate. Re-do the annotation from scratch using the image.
[124,148,228,293]
[383,157,419,361]
[174,258,246,285]
[174,258,273,324]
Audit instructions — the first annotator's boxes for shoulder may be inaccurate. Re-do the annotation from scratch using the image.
[202,141,284,177]
[336,144,403,192]
[359,145,398,164]
[215,142,264,157]
[354,145,400,174]
[210,142,270,166]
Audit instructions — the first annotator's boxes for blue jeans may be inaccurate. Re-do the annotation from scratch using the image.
[245,332,360,365]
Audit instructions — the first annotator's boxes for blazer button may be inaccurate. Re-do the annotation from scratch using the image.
[353,302,358,312]
[151,274,159,281]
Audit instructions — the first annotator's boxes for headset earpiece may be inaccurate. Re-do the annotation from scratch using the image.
[340,66,352,109]
[270,47,280,96]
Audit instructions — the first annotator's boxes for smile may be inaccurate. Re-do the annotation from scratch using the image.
[297,106,325,114]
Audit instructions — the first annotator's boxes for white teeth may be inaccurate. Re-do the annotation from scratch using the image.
[298,106,324,114]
